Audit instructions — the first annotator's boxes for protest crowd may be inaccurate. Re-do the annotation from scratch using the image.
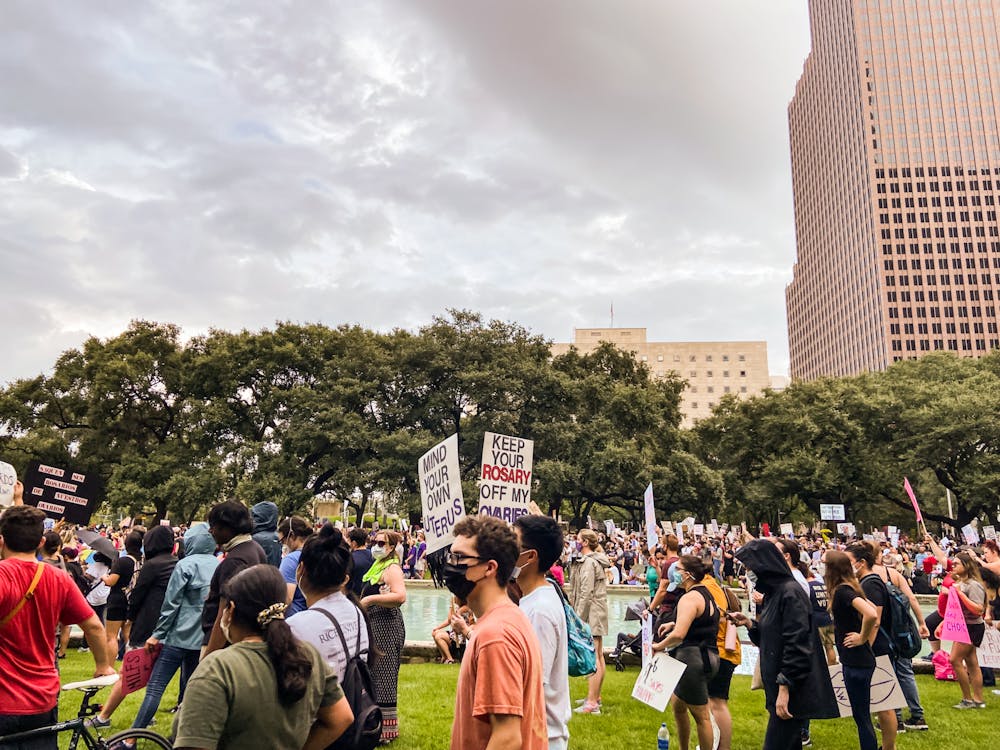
[2,459,1000,750]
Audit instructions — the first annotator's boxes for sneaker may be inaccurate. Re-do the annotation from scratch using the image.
[574,702,601,715]
[903,718,929,731]
[574,698,602,706]
[953,699,977,709]
[896,724,906,734]
[84,715,111,729]
[974,701,987,709]
[801,735,812,746]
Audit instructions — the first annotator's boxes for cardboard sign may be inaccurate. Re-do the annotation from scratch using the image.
[121,645,161,696]
[641,613,653,668]
[21,460,104,525]
[820,504,845,521]
[962,524,980,546]
[478,432,533,523]
[632,651,687,712]
[0,461,16,507]
[828,655,906,718]
[976,626,1000,668]
[941,587,972,644]
[419,435,466,554]
[643,483,658,552]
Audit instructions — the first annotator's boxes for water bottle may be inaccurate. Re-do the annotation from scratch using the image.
[657,722,670,750]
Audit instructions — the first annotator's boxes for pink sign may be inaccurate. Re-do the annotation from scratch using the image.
[903,478,923,524]
[121,645,162,696]
[940,587,972,645]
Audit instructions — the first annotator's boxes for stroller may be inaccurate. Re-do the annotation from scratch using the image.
[609,598,648,672]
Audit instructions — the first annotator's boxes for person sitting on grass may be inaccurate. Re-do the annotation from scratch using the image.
[431,594,475,664]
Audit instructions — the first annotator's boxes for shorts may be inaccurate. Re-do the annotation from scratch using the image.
[926,611,944,640]
[106,591,128,622]
[671,645,719,706]
[707,657,737,700]
[968,622,986,648]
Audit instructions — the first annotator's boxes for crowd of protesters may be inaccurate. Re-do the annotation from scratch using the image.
[2,464,1000,750]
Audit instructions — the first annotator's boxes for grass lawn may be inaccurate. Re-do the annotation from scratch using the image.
[58,652,997,749]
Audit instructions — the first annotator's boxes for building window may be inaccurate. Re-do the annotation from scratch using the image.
[739,370,747,377]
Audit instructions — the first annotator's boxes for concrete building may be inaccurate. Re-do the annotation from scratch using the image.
[550,328,772,424]
[786,0,1000,380]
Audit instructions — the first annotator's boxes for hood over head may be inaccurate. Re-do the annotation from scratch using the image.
[251,501,279,532]
[143,525,176,559]
[182,523,216,556]
[735,539,791,594]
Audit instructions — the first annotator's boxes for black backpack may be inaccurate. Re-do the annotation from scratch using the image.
[314,607,383,750]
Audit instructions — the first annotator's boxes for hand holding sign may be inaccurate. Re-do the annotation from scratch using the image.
[121,644,162,696]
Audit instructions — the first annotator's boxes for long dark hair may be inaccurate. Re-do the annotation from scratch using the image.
[823,550,864,611]
[223,564,313,705]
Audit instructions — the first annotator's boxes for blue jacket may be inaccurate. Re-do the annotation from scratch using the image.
[152,524,220,650]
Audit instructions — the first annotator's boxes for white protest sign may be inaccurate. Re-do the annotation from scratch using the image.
[419,434,466,554]
[837,523,853,536]
[693,523,705,537]
[985,525,997,541]
[780,523,794,537]
[710,519,719,534]
[478,432,533,523]
[660,520,673,535]
[644,483,658,552]
[887,525,898,535]
[962,524,980,545]
[820,504,845,521]
[605,520,616,537]
[632,651,687,712]
[641,614,653,668]
[977,627,1000,668]
[828,655,907,718]
[0,461,16,507]
[734,643,759,676]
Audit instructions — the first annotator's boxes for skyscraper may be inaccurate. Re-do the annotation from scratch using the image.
[786,0,1000,380]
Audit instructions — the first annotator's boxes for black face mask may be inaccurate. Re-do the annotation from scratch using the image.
[442,562,478,603]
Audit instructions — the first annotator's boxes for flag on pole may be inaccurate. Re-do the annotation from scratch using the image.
[903,477,923,524]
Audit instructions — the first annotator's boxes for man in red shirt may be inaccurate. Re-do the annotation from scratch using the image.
[0,503,115,747]
[444,515,546,750]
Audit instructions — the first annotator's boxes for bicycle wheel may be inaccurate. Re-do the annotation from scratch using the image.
[103,728,173,749]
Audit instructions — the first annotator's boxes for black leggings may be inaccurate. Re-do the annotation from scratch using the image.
[927,610,943,642]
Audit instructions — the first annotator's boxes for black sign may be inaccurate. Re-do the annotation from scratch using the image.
[22,460,104,525]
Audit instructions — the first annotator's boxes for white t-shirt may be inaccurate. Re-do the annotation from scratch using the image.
[288,591,370,684]
[85,560,110,606]
[519,583,570,744]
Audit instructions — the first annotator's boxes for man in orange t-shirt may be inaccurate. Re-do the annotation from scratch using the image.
[443,515,546,750]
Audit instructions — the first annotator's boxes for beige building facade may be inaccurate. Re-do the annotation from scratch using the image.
[787,0,1000,380]
[551,328,772,425]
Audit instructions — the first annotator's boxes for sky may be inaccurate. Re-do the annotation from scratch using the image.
[1,1,813,384]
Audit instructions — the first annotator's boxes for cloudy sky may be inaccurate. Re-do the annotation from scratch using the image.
[1,1,812,383]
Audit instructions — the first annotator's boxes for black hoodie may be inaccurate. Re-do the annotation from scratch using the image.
[127,525,178,646]
[735,539,838,719]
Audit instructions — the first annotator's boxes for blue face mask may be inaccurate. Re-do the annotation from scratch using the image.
[670,568,684,585]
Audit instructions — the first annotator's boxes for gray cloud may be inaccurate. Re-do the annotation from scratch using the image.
[0,0,810,383]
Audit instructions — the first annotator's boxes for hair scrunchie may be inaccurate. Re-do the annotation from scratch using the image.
[257,602,287,627]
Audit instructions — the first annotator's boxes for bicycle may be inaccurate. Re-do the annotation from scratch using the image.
[0,674,172,749]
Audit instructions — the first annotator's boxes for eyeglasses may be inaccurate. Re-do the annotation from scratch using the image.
[445,552,484,566]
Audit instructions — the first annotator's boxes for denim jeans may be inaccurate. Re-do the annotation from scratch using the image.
[131,644,200,729]
[843,664,878,750]
[892,656,924,721]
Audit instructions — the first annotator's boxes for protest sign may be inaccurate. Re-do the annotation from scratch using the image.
[121,645,161,696]
[0,461,16,507]
[734,643,759,677]
[941,587,972,644]
[641,614,653,668]
[419,435,466,554]
[709,519,719,534]
[977,627,1000,669]
[21,460,104,525]
[693,523,704,537]
[828,655,906,718]
[837,522,856,536]
[478,432,533,523]
[643,483,657,552]
[984,525,997,541]
[779,523,794,537]
[660,520,673,535]
[632,651,687,712]
[820,504,845,521]
[887,525,898,535]
[962,524,980,546]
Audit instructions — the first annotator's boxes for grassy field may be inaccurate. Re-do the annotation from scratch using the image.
[57,652,997,749]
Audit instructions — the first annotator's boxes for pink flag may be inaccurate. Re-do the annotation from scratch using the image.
[940,587,972,645]
[903,477,923,524]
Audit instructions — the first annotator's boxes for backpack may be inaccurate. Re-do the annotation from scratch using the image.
[314,607,383,750]
[883,578,922,659]
[549,580,597,677]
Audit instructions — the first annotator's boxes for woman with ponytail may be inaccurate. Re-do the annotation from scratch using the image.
[289,523,373,682]
[173,564,354,750]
